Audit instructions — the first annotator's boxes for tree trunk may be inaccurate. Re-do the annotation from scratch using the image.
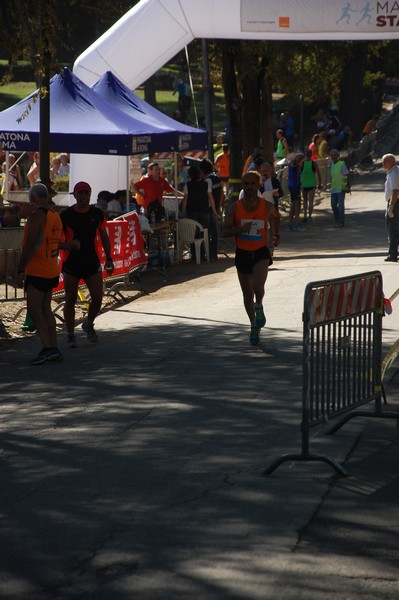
[259,67,274,164]
[220,40,243,204]
[339,43,367,138]
[241,74,260,162]
[144,75,157,108]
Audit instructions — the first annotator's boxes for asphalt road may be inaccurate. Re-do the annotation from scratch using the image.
[1,163,399,599]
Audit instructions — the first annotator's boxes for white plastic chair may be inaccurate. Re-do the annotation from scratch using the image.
[177,218,210,264]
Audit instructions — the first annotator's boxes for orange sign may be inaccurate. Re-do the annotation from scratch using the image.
[279,16,290,28]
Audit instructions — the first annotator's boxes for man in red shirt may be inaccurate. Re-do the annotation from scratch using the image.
[132,162,182,213]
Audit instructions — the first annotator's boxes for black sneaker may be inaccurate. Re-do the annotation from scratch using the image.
[47,348,63,362]
[384,256,398,262]
[67,333,77,348]
[82,319,98,342]
[30,347,62,366]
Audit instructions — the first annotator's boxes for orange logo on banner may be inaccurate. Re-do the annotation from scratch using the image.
[279,16,290,28]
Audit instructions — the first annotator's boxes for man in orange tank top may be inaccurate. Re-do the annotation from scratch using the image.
[17,183,63,365]
[221,171,280,345]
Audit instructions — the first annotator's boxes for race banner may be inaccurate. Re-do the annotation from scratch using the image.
[241,1,399,34]
[54,211,147,293]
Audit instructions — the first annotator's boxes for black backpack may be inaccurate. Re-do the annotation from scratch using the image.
[147,199,166,222]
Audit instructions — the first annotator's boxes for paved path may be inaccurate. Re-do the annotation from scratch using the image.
[1,164,399,599]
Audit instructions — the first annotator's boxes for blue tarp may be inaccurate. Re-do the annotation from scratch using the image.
[0,68,200,156]
[91,71,207,152]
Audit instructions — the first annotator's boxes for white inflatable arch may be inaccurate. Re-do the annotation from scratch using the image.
[72,0,397,197]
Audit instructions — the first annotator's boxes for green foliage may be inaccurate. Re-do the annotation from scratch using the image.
[53,176,70,192]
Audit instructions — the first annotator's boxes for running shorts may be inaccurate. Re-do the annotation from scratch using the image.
[235,246,272,274]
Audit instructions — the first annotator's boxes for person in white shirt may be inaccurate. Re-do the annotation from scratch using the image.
[382,153,399,262]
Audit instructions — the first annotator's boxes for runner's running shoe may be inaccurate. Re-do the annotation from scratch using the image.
[249,326,260,346]
[255,306,266,328]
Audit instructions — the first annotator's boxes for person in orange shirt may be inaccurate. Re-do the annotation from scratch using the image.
[17,183,63,365]
[221,170,280,346]
[214,144,230,191]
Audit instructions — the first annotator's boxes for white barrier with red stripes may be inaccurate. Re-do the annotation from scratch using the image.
[308,273,383,325]
[153,150,208,161]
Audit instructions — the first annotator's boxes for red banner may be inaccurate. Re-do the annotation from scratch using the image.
[54,211,147,293]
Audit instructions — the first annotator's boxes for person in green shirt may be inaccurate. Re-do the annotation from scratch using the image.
[213,133,224,159]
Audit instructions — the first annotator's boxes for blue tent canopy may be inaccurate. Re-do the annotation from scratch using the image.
[91,71,207,153]
[0,67,193,156]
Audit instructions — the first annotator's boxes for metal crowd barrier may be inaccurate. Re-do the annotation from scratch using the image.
[265,271,399,477]
[0,249,25,302]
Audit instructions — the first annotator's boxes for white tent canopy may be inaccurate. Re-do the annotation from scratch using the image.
[72,0,396,193]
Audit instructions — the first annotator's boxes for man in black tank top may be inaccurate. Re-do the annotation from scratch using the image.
[200,158,224,261]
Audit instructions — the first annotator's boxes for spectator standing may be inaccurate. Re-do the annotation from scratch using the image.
[182,165,218,262]
[171,153,189,191]
[330,149,350,228]
[311,108,328,133]
[221,170,280,346]
[182,165,217,226]
[317,132,330,159]
[27,152,40,186]
[382,153,399,262]
[301,149,322,222]
[200,158,224,261]
[275,129,289,160]
[243,147,264,175]
[9,154,23,189]
[287,156,303,231]
[50,156,62,180]
[259,162,283,255]
[283,111,295,149]
[58,153,70,177]
[326,108,341,134]
[309,134,320,161]
[172,77,192,123]
[213,134,224,159]
[132,162,182,214]
[214,144,230,192]
[17,183,63,365]
[60,181,114,347]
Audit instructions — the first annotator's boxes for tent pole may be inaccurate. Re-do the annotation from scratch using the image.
[126,155,130,212]
[173,150,178,203]
[185,46,198,128]
[202,39,213,160]
[5,152,10,203]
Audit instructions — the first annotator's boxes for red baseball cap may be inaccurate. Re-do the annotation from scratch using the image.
[71,181,92,195]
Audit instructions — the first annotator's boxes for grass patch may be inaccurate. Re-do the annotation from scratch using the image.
[0,81,36,111]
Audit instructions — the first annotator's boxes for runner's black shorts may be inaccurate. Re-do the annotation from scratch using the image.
[62,261,102,281]
[24,274,59,293]
[235,246,272,274]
